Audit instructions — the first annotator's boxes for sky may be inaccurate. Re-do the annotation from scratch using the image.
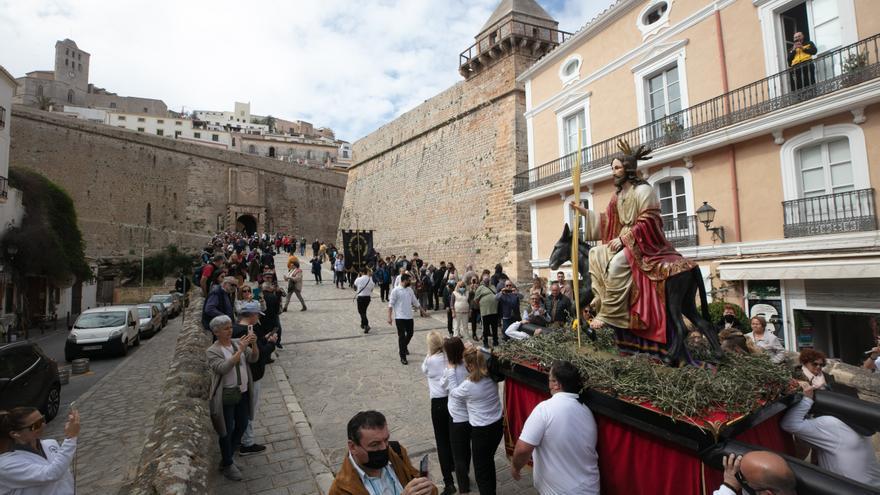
[0,0,615,142]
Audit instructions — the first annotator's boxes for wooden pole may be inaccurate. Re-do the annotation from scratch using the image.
[572,130,583,348]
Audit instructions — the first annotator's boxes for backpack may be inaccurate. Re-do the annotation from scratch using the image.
[193,264,207,286]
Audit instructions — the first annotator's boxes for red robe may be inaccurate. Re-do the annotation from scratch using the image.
[602,192,696,343]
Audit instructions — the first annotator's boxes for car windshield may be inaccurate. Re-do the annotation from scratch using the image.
[150,295,172,303]
[75,312,127,329]
[138,308,151,318]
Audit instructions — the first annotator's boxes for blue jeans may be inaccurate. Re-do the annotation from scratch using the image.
[241,380,261,447]
[219,391,250,466]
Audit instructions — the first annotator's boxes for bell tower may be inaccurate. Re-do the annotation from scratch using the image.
[459,0,568,79]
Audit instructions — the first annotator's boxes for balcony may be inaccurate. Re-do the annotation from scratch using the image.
[515,33,880,195]
[663,215,699,248]
[460,19,571,79]
[782,188,876,238]
[0,176,8,203]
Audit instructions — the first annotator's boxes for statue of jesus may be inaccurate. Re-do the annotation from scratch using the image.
[570,141,695,347]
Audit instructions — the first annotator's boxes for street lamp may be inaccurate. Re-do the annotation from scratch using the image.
[696,201,725,243]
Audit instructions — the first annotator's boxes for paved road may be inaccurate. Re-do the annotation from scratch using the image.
[37,314,184,440]
[274,259,538,494]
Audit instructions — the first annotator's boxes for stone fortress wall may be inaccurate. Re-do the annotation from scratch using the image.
[10,105,346,258]
[341,54,534,279]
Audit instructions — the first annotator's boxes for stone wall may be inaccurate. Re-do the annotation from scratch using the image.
[9,106,346,258]
[120,295,212,495]
[341,54,534,280]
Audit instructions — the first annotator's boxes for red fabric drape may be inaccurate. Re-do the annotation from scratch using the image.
[503,379,550,458]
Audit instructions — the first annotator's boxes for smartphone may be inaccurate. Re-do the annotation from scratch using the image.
[418,454,429,478]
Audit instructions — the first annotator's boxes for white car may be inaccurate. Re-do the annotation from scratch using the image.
[65,306,140,361]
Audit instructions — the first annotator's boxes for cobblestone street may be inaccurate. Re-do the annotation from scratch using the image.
[43,318,182,494]
[276,260,538,494]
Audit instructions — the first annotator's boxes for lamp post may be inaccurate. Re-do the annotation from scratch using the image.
[696,201,726,243]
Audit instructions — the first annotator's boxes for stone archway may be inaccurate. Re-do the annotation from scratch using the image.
[236,214,258,236]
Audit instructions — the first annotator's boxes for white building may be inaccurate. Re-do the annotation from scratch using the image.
[193,101,268,135]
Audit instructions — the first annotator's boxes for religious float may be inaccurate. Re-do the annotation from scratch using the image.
[490,141,880,495]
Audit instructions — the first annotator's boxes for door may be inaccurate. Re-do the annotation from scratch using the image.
[71,281,82,315]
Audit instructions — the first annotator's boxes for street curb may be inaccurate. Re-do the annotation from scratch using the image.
[272,363,334,495]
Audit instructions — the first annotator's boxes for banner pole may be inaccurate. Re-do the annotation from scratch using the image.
[572,130,583,348]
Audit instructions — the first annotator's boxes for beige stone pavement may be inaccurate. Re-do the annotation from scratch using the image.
[274,258,538,494]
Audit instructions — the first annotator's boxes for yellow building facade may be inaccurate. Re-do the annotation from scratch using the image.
[518,0,880,363]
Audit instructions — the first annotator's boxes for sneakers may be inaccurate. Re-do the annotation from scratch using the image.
[239,444,267,456]
[401,357,408,365]
[300,306,307,311]
[442,485,458,495]
[222,463,243,481]
[363,325,370,334]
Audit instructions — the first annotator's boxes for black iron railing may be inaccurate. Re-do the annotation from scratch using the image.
[460,19,571,72]
[664,215,699,248]
[515,33,880,194]
[0,176,8,201]
[782,188,876,238]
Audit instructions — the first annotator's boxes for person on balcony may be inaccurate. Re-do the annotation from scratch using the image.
[788,31,817,92]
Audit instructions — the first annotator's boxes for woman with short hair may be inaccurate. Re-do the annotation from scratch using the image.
[798,349,832,391]
[421,332,456,494]
[207,315,259,481]
[443,337,472,494]
[446,347,503,494]
[745,316,786,364]
[0,407,80,493]
[451,281,470,338]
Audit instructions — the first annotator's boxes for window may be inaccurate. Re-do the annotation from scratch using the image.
[212,134,219,142]
[156,129,164,136]
[657,177,688,230]
[248,144,256,154]
[143,107,148,113]
[4,284,13,313]
[36,85,43,98]
[174,130,181,138]
[137,127,145,132]
[65,48,69,56]
[157,119,164,124]
[137,117,145,122]
[646,66,681,124]
[175,121,182,126]
[559,55,582,84]
[0,106,5,130]
[78,63,82,72]
[110,102,117,109]
[67,89,74,103]
[644,2,668,24]
[118,115,126,121]
[636,0,673,38]
[562,111,587,155]
[78,53,81,61]
[269,146,276,158]
[232,137,236,146]
[194,132,201,139]
[564,193,593,241]
[798,138,853,197]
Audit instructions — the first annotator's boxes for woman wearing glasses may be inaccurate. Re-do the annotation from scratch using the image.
[796,349,834,391]
[0,407,81,493]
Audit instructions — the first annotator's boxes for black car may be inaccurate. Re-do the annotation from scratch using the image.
[0,342,61,421]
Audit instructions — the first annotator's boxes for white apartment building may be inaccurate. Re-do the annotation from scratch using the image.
[87,107,232,149]
[193,101,268,135]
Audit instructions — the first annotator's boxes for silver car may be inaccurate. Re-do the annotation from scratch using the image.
[150,294,180,317]
[136,304,162,337]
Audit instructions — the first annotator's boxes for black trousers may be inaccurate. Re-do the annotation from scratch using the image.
[379,283,390,302]
[430,398,456,487]
[313,270,322,283]
[449,421,472,493]
[446,308,453,335]
[471,418,503,495]
[470,309,480,337]
[356,296,371,328]
[481,314,499,346]
[395,319,414,359]
[433,287,445,309]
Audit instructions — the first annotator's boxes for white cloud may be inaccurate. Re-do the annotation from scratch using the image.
[0,0,613,141]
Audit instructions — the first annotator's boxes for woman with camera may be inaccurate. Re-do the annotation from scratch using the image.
[0,407,80,493]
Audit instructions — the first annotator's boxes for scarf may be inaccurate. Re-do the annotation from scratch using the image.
[801,365,827,389]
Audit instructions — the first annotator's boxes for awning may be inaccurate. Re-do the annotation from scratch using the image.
[717,253,880,281]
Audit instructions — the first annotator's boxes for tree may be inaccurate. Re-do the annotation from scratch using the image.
[37,96,53,111]
[263,115,276,132]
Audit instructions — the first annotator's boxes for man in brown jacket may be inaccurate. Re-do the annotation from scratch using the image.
[330,410,437,495]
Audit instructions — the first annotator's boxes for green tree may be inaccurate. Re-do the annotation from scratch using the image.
[37,96,53,111]
[263,115,276,132]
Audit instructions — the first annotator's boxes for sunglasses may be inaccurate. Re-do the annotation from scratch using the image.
[20,416,45,432]
[811,361,826,367]
[735,472,758,495]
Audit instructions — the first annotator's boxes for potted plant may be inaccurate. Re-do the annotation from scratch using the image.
[661,118,684,145]
[842,50,869,87]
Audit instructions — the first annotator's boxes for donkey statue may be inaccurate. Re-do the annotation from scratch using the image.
[548,224,721,366]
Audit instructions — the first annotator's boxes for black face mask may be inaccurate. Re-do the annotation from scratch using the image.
[723,314,736,324]
[361,448,389,469]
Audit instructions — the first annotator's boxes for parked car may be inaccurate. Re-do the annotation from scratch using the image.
[65,306,140,361]
[136,303,162,338]
[0,342,61,421]
[148,301,169,327]
[150,293,181,317]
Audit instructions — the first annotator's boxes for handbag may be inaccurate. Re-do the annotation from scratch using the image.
[222,344,243,406]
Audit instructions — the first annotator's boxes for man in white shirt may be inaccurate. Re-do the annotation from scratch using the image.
[354,267,376,334]
[511,360,599,494]
[780,381,880,486]
[388,273,423,365]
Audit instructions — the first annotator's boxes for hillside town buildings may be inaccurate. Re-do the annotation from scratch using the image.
[519,0,880,363]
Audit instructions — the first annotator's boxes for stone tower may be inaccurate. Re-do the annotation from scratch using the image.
[53,39,90,94]
[340,0,568,280]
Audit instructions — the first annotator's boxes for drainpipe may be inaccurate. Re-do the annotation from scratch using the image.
[714,8,742,243]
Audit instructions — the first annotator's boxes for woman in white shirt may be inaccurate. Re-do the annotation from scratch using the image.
[421,331,456,495]
[0,406,80,494]
[446,347,503,495]
[744,316,786,364]
[443,337,472,494]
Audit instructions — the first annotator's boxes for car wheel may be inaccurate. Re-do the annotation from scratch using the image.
[133,332,141,347]
[43,384,61,422]
[119,337,128,357]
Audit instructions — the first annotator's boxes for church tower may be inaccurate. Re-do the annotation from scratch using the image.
[459,0,567,79]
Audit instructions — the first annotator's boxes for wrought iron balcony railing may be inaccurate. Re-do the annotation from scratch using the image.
[460,19,571,77]
[515,32,880,195]
[663,215,699,248]
[782,188,876,238]
[0,176,8,201]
